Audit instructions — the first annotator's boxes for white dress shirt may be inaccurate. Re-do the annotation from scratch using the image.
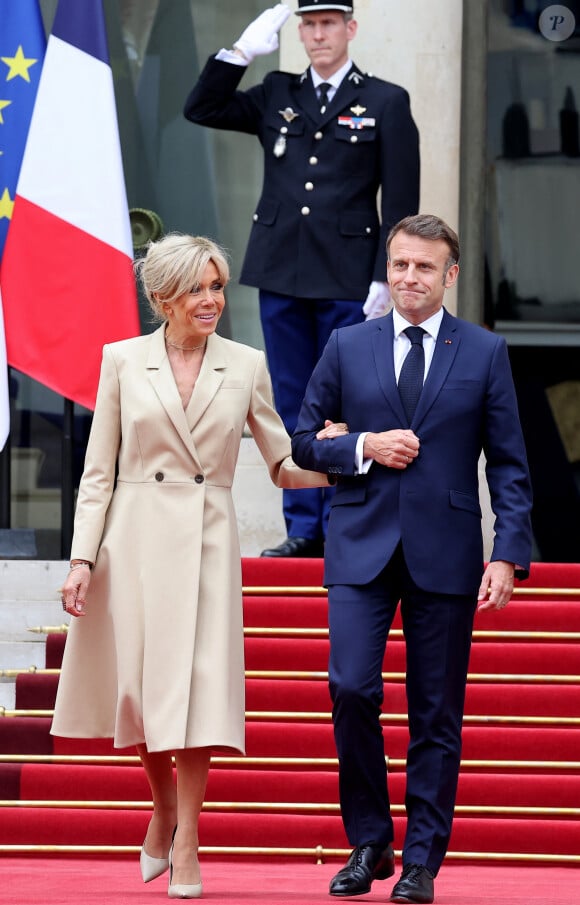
[355,308,444,471]
[392,308,443,381]
[310,59,353,103]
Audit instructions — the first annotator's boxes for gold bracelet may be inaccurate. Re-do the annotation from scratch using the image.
[69,561,92,571]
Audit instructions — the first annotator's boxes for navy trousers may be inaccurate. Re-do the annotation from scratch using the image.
[328,545,477,875]
[259,289,364,540]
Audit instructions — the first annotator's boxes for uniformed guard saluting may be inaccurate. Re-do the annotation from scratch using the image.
[184,1,420,558]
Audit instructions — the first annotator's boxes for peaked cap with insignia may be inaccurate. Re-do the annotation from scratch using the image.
[295,0,354,13]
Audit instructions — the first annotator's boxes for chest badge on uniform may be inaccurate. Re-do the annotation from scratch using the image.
[350,104,367,116]
[274,133,287,157]
[279,107,299,122]
[338,115,376,130]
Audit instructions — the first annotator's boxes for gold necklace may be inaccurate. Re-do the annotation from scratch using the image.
[165,337,207,351]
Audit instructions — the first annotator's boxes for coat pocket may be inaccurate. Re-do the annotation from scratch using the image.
[338,209,379,238]
[449,488,481,517]
[252,198,279,226]
[333,123,376,144]
[330,485,367,506]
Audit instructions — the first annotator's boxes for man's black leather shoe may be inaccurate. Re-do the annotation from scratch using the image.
[329,844,395,897]
[390,864,434,904]
[260,536,324,557]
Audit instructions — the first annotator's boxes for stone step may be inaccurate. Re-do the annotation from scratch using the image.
[0,561,69,716]
[0,641,49,671]
[0,600,67,642]
[0,679,15,710]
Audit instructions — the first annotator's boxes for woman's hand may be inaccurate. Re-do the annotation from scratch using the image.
[316,419,349,440]
[60,564,92,617]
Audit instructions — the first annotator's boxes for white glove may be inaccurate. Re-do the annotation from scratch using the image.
[363,281,392,320]
[233,4,291,62]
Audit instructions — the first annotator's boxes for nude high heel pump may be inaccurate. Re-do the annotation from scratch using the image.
[140,822,176,882]
[168,840,202,899]
[140,845,170,883]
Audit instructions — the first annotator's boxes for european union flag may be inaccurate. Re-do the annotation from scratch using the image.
[0,0,46,260]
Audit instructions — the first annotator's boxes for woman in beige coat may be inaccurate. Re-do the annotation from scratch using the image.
[52,234,337,899]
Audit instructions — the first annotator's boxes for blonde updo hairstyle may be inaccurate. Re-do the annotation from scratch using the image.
[135,233,230,322]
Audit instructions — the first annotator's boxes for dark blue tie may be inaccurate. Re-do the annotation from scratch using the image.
[318,82,331,113]
[398,326,426,423]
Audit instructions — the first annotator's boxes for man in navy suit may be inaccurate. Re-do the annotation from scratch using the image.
[292,214,532,903]
[184,1,419,557]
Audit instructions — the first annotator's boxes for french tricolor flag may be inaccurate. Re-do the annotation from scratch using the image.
[2,0,139,410]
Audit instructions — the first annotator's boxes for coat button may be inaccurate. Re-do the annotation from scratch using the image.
[194,474,205,484]
[309,156,318,165]
[253,213,258,221]
[301,206,310,216]
[305,181,314,191]
[155,472,164,482]
[314,131,323,140]
[350,135,358,143]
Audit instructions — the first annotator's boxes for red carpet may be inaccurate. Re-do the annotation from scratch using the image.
[1,859,578,905]
[1,559,579,870]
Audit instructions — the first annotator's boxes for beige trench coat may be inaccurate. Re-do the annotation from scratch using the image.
[51,325,328,754]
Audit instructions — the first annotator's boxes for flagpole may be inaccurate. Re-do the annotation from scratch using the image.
[61,398,74,557]
[0,428,10,529]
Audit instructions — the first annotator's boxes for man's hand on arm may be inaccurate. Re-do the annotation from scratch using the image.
[363,430,420,469]
[233,3,291,63]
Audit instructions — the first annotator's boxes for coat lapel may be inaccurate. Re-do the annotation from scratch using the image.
[184,334,226,432]
[146,325,201,462]
[372,313,407,423]
[371,309,461,429]
[296,65,368,128]
[294,70,321,125]
[327,65,366,125]
[413,309,460,427]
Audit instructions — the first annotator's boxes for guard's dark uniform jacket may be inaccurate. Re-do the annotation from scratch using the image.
[184,57,420,300]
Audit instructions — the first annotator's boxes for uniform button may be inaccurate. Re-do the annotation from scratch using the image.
[194,473,205,484]
[366,227,372,234]
[314,131,323,140]
[155,472,164,482]
[305,181,314,191]
[350,135,358,143]
[301,206,310,216]
[253,213,258,222]
[280,126,288,134]
[309,156,318,165]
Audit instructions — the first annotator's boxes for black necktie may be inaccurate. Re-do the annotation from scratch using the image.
[398,326,426,423]
[318,82,331,113]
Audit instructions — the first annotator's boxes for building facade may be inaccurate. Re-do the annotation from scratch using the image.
[2,0,579,561]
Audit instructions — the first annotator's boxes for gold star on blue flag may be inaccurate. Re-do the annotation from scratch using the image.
[0,1,46,258]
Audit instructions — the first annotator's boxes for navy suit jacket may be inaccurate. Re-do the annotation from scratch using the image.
[184,58,419,299]
[292,309,532,594]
